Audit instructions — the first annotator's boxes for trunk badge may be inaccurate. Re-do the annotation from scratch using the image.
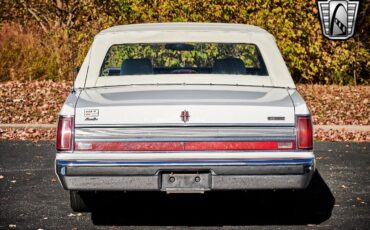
[84,109,99,120]
[268,116,285,121]
[180,110,190,123]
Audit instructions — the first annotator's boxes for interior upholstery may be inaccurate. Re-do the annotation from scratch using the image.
[120,58,153,75]
[212,57,246,75]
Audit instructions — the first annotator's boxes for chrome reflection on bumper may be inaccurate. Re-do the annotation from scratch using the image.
[56,158,315,191]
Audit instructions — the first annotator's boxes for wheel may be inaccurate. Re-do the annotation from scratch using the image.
[70,191,91,212]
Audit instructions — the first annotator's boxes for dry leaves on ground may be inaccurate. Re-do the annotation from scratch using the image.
[0,128,56,141]
[297,84,370,125]
[314,129,370,142]
[0,81,71,124]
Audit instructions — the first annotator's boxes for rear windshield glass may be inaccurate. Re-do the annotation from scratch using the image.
[100,43,268,76]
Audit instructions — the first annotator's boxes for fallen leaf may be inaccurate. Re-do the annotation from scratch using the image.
[356,197,365,204]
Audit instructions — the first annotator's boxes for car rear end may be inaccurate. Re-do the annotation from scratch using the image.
[55,87,315,194]
[54,23,315,211]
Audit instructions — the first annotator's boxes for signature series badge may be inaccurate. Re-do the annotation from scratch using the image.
[84,109,99,120]
[318,0,359,40]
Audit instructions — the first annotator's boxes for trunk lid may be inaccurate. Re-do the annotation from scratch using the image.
[75,85,295,126]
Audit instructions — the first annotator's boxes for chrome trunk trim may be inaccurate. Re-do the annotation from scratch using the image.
[75,123,295,128]
[75,126,296,142]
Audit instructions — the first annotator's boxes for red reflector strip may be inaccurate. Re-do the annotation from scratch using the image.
[75,141,295,151]
[80,142,184,151]
[185,141,279,151]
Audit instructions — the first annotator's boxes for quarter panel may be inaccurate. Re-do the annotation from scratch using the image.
[288,89,311,115]
[59,91,81,116]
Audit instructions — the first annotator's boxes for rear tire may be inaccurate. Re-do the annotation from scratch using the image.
[70,191,90,212]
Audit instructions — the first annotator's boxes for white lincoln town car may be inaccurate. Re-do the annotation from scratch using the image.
[55,23,315,211]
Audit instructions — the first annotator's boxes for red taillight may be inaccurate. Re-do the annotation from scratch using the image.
[56,116,74,151]
[297,115,313,150]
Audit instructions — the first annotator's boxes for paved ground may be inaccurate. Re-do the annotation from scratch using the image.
[0,141,369,229]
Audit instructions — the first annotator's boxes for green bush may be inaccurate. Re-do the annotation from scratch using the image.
[0,0,368,84]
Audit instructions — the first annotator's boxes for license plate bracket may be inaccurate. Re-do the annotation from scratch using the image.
[161,173,211,193]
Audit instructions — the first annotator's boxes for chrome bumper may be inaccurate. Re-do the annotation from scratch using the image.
[56,158,315,191]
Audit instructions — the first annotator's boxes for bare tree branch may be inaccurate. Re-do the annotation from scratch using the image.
[20,0,48,33]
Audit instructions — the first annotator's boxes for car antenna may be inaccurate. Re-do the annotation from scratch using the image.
[71,49,78,94]
[71,67,78,94]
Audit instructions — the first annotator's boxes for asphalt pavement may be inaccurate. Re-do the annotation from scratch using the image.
[0,141,369,229]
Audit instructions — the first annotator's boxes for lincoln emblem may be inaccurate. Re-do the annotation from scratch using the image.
[180,110,190,123]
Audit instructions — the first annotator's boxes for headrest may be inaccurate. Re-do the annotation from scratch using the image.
[212,57,246,75]
[120,58,153,75]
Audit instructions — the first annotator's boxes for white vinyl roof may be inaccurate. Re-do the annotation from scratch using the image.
[97,23,271,35]
[75,23,295,89]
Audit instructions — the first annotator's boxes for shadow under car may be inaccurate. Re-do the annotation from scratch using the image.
[87,171,334,226]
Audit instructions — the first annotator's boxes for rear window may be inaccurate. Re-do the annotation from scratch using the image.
[100,43,268,76]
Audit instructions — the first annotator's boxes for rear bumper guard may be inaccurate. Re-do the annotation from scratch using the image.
[56,158,315,191]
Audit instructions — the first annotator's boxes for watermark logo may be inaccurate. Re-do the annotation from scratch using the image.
[318,0,359,39]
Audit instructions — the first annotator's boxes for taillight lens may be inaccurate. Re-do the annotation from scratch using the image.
[56,116,74,151]
[297,115,313,150]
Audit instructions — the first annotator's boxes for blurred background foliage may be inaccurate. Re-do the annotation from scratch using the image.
[0,0,368,84]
